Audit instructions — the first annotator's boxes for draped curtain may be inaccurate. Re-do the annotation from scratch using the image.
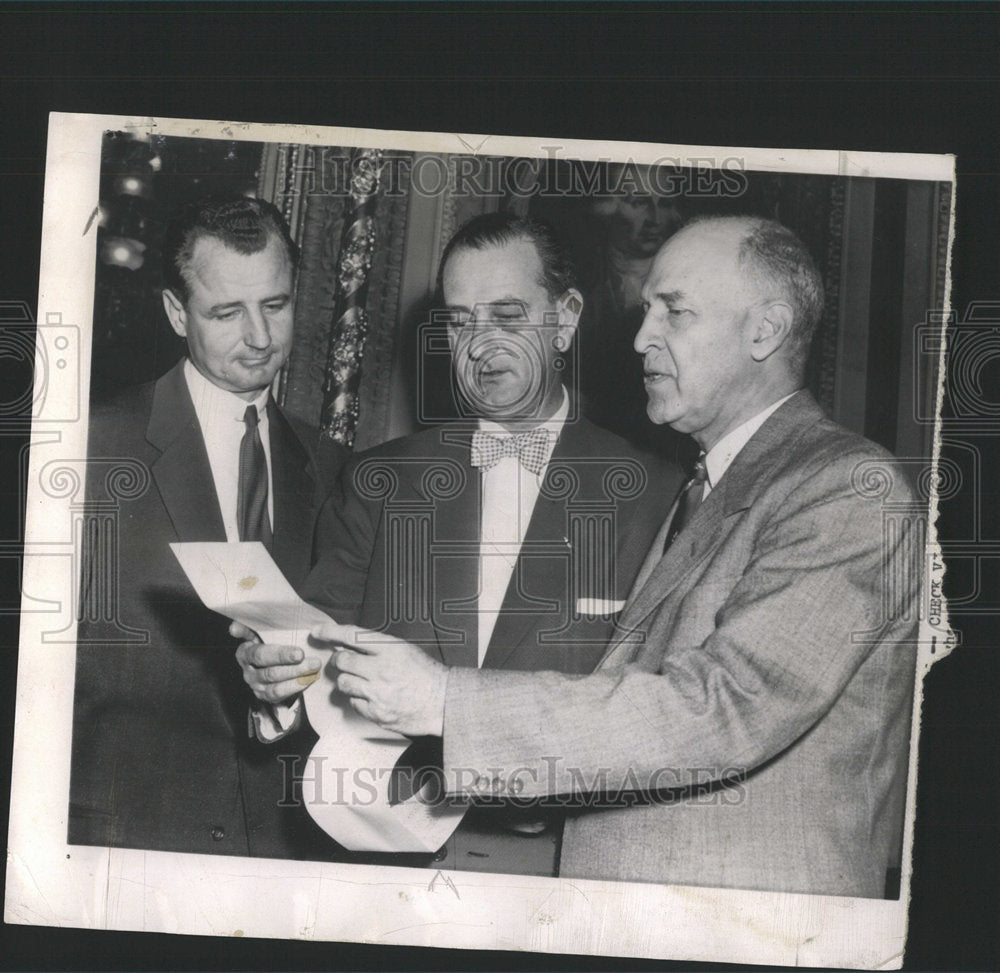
[260,144,412,450]
[260,148,496,450]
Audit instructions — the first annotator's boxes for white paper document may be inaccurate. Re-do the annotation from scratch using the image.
[170,541,467,853]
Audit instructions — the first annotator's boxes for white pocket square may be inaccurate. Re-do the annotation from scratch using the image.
[575,597,625,616]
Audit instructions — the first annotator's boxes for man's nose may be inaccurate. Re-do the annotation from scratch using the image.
[633,308,661,354]
[244,308,272,348]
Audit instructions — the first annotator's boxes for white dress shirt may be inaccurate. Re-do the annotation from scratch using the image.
[702,391,798,498]
[184,359,274,536]
[184,362,293,740]
[476,389,569,666]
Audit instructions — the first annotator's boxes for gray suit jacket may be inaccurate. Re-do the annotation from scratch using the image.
[441,392,919,897]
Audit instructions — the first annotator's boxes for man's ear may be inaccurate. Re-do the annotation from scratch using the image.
[162,288,188,339]
[553,288,583,352]
[749,300,794,362]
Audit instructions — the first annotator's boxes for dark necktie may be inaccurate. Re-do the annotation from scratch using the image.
[237,404,273,550]
[663,455,708,553]
[470,428,552,476]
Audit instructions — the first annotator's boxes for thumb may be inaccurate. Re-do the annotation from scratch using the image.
[229,621,260,642]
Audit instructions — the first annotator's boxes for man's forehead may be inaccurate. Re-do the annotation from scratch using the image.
[185,234,290,289]
[442,238,545,298]
[657,224,742,269]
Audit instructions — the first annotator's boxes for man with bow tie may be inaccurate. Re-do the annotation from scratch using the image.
[236,212,677,874]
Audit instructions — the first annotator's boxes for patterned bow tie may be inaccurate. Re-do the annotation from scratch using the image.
[470,428,553,475]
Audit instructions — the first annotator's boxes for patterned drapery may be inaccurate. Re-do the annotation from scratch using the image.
[319,148,384,447]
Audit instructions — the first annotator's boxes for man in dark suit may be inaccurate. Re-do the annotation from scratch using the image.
[237,212,679,874]
[69,196,345,858]
[315,215,920,898]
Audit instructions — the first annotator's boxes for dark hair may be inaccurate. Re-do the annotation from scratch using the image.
[691,215,825,372]
[437,211,578,300]
[161,195,299,304]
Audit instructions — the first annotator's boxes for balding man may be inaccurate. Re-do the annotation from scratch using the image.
[297,215,919,897]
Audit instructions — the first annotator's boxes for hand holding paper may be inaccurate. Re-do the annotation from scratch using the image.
[231,623,324,705]
[170,541,467,852]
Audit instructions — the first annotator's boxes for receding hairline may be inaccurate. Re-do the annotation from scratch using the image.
[441,232,549,291]
[664,216,792,293]
[174,228,294,291]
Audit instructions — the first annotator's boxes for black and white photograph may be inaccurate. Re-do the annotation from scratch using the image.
[1,6,998,973]
[6,112,952,968]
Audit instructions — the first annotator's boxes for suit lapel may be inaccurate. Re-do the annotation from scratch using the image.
[626,475,688,601]
[601,391,823,667]
[607,485,726,660]
[146,361,226,543]
[267,401,316,585]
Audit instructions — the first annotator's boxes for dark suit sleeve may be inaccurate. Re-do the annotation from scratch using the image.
[312,436,350,500]
[299,457,381,624]
[440,448,919,798]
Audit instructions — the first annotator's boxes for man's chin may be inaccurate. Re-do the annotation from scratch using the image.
[237,359,282,382]
[645,401,682,427]
[479,402,538,422]
[458,381,544,421]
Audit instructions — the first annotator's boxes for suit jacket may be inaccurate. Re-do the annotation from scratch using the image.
[300,415,681,873]
[69,359,346,858]
[441,392,920,897]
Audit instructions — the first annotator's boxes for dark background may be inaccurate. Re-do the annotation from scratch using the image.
[1,3,996,970]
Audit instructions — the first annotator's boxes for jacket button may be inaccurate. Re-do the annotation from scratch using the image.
[210,826,226,841]
[432,846,447,862]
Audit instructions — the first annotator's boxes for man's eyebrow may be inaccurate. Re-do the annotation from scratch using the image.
[207,293,290,314]
[207,300,244,314]
[476,297,527,307]
[442,298,527,312]
[650,289,687,304]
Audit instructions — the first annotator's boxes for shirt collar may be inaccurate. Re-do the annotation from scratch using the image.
[183,358,270,424]
[703,391,798,490]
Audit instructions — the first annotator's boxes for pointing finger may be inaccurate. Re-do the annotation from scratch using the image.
[310,622,384,653]
[331,648,371,677]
